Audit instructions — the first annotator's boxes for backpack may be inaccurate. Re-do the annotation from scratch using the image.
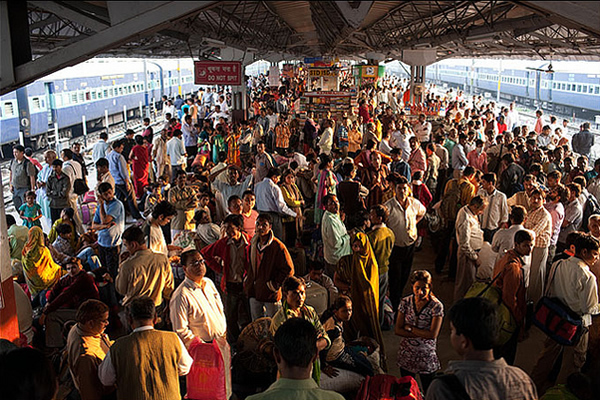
[581,194,600,231]
[439,179,463,223]
[355,374,422,400]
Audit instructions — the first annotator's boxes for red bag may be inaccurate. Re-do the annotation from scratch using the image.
[355,374,422,400]
[186,339,227,400]
[82,190,96,204]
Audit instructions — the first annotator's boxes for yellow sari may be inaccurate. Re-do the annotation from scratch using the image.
[337,232,385,367]
[22,226,62,297]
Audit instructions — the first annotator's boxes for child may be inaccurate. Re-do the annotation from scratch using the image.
[158,173,171,199]
[48,207,78,249]
[143,184,162,219]
[321,296,374,377]
[19,190,42,228]
[51,223,75,264]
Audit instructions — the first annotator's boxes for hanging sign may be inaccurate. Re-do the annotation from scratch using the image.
[194,61,242,85]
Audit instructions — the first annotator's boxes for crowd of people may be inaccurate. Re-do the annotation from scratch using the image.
[3,75,600,400]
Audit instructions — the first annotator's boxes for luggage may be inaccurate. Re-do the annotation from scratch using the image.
[464,272,517,346]
[305,281,328,316]
[355,374,422,400]
[187,339,227,400]
[82,191,96,203]
[533,260,585,346]
[80,202,97,225]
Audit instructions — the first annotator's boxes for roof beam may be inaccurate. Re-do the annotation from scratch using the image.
[400,14,552,49]
[334,1,373,29]
[3,1,217,95]
[516,1,600,39]
[29,1,109,32]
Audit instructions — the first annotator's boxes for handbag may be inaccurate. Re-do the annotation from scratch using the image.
[186,339,227,400]
[464,270,517,346]
[532,260,586,346]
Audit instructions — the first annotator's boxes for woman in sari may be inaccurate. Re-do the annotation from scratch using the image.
[280,168,304,247]
[130,134,150,200]
[314,154,338,224]
[225,125,241,167]
[22,226,62,299]
[334,232,385,369]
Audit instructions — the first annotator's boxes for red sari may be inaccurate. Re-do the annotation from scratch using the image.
[131,144,149,199]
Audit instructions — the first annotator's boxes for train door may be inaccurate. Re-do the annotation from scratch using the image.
[44,82,57,127]
[15,87,30,145]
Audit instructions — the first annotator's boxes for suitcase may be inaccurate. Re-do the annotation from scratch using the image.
[305,281,328,316]
[81,202,97,225]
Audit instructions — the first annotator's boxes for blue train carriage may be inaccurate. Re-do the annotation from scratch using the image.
[538,67,600,117]
[0,59,198,156]
[0,90,20,157]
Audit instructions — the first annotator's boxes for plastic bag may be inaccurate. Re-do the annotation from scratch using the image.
[186,339,226,400]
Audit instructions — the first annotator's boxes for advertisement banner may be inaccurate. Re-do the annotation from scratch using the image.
[194,61,242,85]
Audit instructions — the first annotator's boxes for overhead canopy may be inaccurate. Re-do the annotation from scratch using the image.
[2,1,600,94]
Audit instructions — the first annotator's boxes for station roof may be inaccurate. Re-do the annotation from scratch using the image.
[2,1,600,94]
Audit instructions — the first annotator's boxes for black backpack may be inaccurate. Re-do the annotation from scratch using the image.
[581,194,600,231]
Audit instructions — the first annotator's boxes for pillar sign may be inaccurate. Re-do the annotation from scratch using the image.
[194,61,242,86]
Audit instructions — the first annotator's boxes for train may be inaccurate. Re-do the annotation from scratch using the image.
[0,58,200,156]
[385,60,600,119]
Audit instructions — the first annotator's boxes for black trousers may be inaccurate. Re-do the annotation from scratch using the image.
[99,245,120,278]
[225,282,250,345]
[435,221,457,278]
[388,244,415,312]
[115,183,142,219]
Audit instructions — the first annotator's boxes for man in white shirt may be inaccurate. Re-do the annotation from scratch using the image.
[163,100,176,119]
[143,201,176,256]
[413,113,432,145]
[152,128,170,179]
[255,168,296,240]
[61,148,85,234]
[170,249,231,398]
[452,134,469,179]
[92,132,110,163]
[166,129,187,181]
[98,296,192,399]
[389,121,412,162]
[478,173,509,242]
[454,195,487,301]
[507,102,520,131]
[321,194,352,277]
[202,88,214,109]
[384,176,426,310]
[531,233,600,394]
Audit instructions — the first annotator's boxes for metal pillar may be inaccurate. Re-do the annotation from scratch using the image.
[409,65,426,105]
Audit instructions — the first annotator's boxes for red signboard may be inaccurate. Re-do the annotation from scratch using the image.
[194,61,242,85]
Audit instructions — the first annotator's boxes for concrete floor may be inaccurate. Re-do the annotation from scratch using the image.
[382,237,547,378]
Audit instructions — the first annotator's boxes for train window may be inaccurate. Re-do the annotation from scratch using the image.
[119,87,123,95]
[561,83,565,90]
[31,97,41,111]
[577,85,582,92]
[109,88,114,97]
[583,86,588,93]
[79,92,85,102]
[595,86,599,94]
[4,102,14,116]
[71,93,78,103]
[91,92,97,100]
[86,92,91,101]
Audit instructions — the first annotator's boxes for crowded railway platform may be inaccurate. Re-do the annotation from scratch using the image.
[1,1,600,400]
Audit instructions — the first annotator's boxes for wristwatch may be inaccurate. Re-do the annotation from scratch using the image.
[406,326,413,332]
